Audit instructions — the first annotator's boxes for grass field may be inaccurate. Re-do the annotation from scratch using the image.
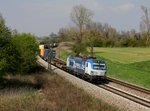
[0,72,118,111]
[58,47,150,88]
[94,47,150,64]
[95,48,150,88]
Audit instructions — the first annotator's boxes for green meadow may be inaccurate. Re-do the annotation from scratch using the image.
[94,48,150,88]
[94,48,150,64]
[58,47,150,88]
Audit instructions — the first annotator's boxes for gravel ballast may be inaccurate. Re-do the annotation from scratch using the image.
[107,82,150,100]
[38,57,150,111]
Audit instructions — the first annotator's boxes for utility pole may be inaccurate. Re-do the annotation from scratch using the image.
[48,43,51,71]
[50,44,52,71]
[48,44,50,70]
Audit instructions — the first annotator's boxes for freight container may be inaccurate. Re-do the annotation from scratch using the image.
[40,49,44,58]
[44,49,49,60]
[39,45,44,57]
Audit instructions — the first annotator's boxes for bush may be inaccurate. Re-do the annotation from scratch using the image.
[12,33,39,74]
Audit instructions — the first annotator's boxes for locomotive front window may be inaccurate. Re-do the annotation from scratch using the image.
[93,64,105,70]
[69,61,74,66]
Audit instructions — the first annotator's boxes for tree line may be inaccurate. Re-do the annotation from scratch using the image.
[40,5,148,56]
[0,14,38,84]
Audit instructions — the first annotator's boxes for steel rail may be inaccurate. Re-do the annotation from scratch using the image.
[98,84,150,108]
[106,77,150,95]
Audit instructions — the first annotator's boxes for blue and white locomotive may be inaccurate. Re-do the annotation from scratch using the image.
[66,55,106,80]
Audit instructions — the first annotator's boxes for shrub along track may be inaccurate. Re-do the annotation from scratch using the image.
[40,57,150,108]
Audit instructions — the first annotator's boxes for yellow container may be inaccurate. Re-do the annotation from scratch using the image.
[39,45,44,57]
[40,48,44,57]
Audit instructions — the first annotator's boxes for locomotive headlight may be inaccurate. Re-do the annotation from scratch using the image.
[91,71,94,75]
[91,71,98,75]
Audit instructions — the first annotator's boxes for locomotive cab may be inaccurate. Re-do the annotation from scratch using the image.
[85,59,106,78]
[66,55,107,80]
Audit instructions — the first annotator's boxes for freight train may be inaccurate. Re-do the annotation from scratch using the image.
[39,44,107,80]
[66,55,107,80]
[39,44,56,61]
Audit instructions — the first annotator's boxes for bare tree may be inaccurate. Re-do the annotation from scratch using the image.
[70,5,94,55]
[140,5,150,47]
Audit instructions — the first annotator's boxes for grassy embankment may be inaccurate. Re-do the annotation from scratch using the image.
[58,47,150,88]
[0,71,118,111]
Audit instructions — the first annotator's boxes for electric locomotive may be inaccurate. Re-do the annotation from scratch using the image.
[66,55,106,80]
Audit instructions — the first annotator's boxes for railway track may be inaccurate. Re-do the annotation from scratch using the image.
[98,84,150,108]
[106,77,150,95]
[53,58,150,93]
[40,57,150,108]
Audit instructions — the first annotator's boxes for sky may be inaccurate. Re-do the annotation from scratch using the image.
[0,0,150,37]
